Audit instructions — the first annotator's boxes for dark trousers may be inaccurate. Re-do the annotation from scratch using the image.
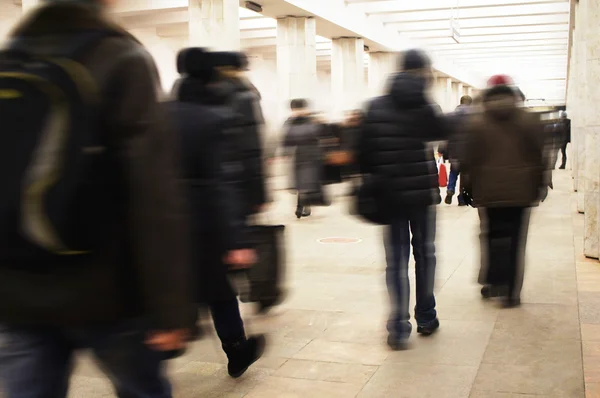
[560,142,568,168]
[384,206,437,338]
[479,207,530,299]
[208,299,246,345]
[0,321,171,398]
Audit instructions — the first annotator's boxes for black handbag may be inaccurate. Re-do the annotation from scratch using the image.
[239,225,286,310]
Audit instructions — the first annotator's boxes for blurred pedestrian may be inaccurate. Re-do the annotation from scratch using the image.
[441,95,473,206]
[558,111,571,169]
[169,48,265,378]
[214,52,268,215]
[357,49,445,349]
[0,0,192,396]
[461,84,550,308]
[284,99,326,219]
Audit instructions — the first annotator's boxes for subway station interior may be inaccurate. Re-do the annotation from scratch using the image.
[1,0,599,397]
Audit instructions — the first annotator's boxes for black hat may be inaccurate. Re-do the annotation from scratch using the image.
[211,51,239,68]
[177,48,214,82]
[401,49,431,71]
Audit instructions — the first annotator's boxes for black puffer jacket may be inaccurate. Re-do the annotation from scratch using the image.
[220,78,267,214]
[358,73,445,211]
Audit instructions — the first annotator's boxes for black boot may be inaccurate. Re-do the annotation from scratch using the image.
[223,335,266,378]
[417,318,440,336]
[302,206,311,217]
[445,190,454,205]
[295,207,303,219]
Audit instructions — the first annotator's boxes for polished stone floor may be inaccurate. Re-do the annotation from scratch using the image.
[64,170,597,397]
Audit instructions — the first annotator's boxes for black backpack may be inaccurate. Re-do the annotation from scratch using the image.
[0,32,119,263]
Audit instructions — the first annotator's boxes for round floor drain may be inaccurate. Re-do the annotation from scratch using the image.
[318,237,362,244]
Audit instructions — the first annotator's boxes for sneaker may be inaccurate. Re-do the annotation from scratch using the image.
[444,190,454,205]
[417,318,440,336]
[224,335,266,378]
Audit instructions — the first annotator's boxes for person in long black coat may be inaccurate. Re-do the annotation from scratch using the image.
[212,52,268,215]
[168,48,265,378]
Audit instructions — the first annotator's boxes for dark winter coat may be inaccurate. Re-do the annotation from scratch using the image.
[167,99,248,302]
[283,116,324,193]
[357,73,446,213]
[461,94,547,208]
[0,2,193,329]
[219,78,267,215]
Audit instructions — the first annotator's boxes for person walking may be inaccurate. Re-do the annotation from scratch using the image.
[357,49,445,349]
[213,52,268,215]
[169,48,265,378]
[442,95,473,206]
[0,0,192,396]
[558,111,571,169]
[461,83,549,308]
[283,99,326,219]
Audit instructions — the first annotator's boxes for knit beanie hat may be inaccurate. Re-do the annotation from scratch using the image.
[487,74,513,87]
[400,49,431,71]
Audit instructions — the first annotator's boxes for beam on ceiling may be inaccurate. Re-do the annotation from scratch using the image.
[361,0,566,15]
[248,0,481,86]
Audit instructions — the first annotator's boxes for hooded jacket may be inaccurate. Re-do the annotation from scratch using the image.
[0,1,192,330]
[357,73,445,212]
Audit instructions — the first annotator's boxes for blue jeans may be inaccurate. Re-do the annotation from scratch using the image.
[0,321,171,398]
[384,206,437,339]
[448,167,459,193]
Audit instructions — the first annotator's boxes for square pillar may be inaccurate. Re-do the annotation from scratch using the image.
[331,37,365,119]
[584,0,600,259]
[368,52,397,97]
[575,0,587,214]
[276,17,317,123]
[443,77,453,113]
[457,83,464,104]
[188,0,240,50]
[22,0,39,11]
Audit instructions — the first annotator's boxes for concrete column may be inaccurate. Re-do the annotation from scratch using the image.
[276,17,317,123]
[22,0,39,11]
[188,0,240,50]
[443,78,453,112]
[331,37,365,119]
[584,0,600,258]
[457,82,464,105]
[467,86,474,98]
[368,52,397,97]
[567,24,578,184]
[575,0,587,213]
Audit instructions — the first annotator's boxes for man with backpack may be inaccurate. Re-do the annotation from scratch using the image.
[0,1,192,396]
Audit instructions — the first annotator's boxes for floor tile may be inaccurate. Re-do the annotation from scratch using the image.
[275,359,377,384]
[293,339,389,365]
[357,363,478,398]
[244,376,364,398]
[473,363,584,396]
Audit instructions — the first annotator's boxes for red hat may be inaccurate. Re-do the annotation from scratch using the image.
[487,74,513,87]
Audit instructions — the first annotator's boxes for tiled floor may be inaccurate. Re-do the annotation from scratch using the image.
[65,170,597,397]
